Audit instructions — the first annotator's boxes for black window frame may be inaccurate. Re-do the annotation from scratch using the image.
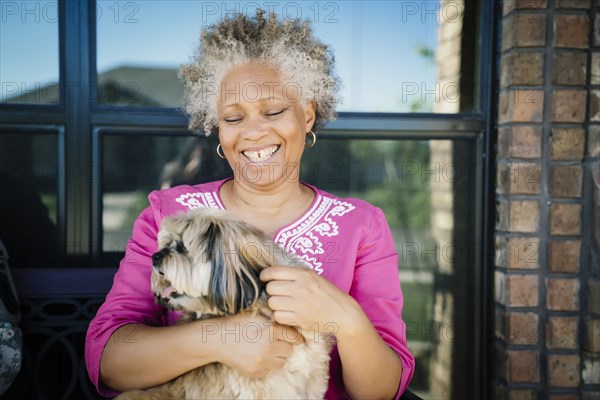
[0,1,499,399]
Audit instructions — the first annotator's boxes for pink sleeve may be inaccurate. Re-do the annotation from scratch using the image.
[85,199,163,397]
[350,207,415,398]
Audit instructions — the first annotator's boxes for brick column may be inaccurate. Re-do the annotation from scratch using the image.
[583,0,600,396]
[495,1,599,399]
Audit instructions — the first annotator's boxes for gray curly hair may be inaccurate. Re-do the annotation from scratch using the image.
[179,9,341,136]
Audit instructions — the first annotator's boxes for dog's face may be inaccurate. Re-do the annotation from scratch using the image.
[151,208,275,317]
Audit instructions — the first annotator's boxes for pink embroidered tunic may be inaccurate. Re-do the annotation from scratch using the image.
[85,179,415,398]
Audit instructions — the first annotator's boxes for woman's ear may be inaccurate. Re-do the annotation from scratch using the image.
[305,100,317,131]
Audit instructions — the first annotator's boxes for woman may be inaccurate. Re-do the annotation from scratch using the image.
[86,10,414,399]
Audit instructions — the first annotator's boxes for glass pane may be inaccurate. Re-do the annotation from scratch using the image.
[0,132,60,267]
[100,133,477,396]
[0,0,59,105]
[301,138,476,398]
[101,133,232,252]
[96,0,478,112]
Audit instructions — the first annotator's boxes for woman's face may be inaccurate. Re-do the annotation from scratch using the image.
[216,61,315,188]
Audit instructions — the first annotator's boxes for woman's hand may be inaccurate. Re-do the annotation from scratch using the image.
[211,311,304,377]
[260,266,404,399]
[260,266,361,339]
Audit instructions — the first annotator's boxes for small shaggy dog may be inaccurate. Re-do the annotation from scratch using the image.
[117,208,332,399]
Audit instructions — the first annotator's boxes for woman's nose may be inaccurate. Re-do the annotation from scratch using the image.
[240,114,269,139]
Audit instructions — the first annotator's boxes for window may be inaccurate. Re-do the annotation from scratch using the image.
[303,137,481,396]
[0,1,495,399]
[97,129,231,262]
[0,128,62,267]
[95,1,477,113]
[0,0,60,105]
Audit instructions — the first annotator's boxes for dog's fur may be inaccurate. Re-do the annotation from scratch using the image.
[116,208,332,399]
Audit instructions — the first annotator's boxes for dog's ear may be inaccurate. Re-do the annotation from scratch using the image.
[207,221,262,315]
[227,226,271,312]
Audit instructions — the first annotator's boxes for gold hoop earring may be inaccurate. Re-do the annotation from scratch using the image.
[305,130,317,148]
[216,143,226,159]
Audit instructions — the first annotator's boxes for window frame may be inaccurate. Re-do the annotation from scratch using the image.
[0,1,499,399]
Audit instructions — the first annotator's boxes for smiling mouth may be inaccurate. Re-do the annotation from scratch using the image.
[242,145,280,163]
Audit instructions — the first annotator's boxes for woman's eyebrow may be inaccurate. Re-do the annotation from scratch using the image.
[221,97,289,109]
[220,103,241,111]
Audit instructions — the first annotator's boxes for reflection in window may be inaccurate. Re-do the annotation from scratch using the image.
[303,138,475,399]
[101,133,232,252]
[0,0,59,104]
[99,133,476,397]
[95,0,478,112]
[100,135,474,396]
[0,132,59,267]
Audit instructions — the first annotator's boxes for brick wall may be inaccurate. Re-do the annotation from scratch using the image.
[494,0,600,399]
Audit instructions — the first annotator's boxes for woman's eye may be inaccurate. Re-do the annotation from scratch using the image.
[223,116,243,123]
[265,108,287,117]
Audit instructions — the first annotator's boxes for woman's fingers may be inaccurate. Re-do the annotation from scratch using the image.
[231,312,303,345]
[264,267,322,296]
[272,310,301,327]
[272,322,304,345]
[265,280,296,296]
[260,265,306,282]
[217,316,305,377]
[261,266,349,335]
[267,294,295,310]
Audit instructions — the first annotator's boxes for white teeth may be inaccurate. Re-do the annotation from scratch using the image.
[243,146,278,163]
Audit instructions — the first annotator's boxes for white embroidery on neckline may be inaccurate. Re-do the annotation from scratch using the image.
[174,191,355,275]
[175,192,222,210]
[274,195,355,275]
